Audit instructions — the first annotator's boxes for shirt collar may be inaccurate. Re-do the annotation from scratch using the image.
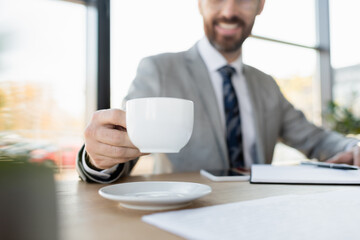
[197,37,243,74]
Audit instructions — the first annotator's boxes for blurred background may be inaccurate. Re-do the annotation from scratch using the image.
[0,0,360,175]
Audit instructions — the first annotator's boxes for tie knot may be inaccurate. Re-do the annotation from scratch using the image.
[218,65,236,79]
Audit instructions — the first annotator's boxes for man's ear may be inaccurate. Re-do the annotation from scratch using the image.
[257,0,265,15]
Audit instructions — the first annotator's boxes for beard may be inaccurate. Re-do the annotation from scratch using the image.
[204,16,255,53]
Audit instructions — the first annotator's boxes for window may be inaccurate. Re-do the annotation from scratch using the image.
[0,0,86,170]
[244,0,318,123]
[330,0,360,115]
[110,0,203,109]
[252,0,316,46]
[243,39,318,123]
[245,0,319,162]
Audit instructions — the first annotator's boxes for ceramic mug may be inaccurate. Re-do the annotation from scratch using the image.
[126,97,194,153]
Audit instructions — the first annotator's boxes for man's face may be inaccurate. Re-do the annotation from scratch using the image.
[199,0,264,53]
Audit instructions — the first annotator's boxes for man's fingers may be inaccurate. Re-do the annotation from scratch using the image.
[353,144,360,166]
[90,151,148,169]
[93,109,127,127]
[90,141,142,159]
[83,108,146,170]
[88,153,132,169]
[95,127,135,148]
[326,151,353,164]
[326,144,360,166]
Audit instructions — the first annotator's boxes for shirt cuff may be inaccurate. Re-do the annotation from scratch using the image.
[345,140,360,151]
[82,148,118,180]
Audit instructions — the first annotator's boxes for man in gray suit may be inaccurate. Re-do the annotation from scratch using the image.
[77,0,360,183]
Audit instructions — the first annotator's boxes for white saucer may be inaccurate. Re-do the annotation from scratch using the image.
[99,181,212,211]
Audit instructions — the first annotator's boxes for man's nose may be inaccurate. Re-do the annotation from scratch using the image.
[219,0,239,19]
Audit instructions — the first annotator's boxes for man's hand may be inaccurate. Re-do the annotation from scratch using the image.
[326,142,360,166]
[84,109,148,170]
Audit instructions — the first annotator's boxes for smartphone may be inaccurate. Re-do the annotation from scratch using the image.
[200,169,250,182]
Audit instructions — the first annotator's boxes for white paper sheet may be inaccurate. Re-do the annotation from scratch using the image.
[142,189,360,240]
[251,165,360,184]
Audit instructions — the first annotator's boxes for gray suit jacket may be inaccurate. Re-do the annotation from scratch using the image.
[77,43,356,182]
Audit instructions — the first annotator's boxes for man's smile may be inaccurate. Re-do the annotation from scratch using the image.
[215,22,242,36]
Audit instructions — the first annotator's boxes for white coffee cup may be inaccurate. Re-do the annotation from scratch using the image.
[126,97,194,153]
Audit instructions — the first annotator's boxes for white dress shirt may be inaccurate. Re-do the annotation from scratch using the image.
[197,37,256,168]
[82,147,118,179]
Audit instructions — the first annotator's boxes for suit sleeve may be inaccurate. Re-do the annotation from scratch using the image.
[122,56,162,108]
[277,83,358,161]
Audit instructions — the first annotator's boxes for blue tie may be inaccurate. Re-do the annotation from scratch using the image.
[218,65,244,168]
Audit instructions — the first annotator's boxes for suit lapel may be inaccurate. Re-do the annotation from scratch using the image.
[183,46,267,166]
[243,65,266,164]
[184,45,229,167]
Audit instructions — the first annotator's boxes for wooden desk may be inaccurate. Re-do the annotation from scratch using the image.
[57,171,354,240]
